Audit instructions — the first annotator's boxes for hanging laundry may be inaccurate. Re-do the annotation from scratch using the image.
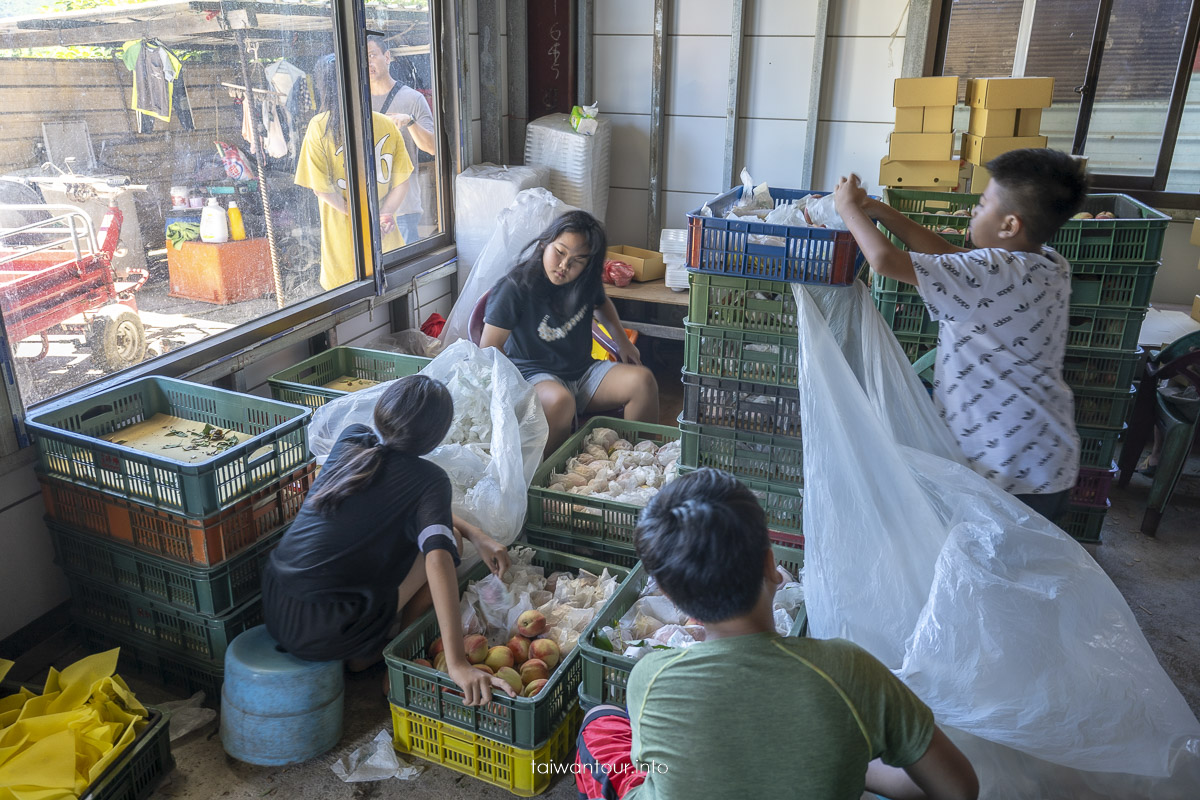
[263,99,289,159]
[120,39,183,122]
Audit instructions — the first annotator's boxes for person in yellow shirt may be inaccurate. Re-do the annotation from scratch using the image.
[295,54,414,290]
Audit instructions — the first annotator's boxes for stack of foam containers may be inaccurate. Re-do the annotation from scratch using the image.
[454,164,550,277]
[523,114,611,222]
[660,229,689,292]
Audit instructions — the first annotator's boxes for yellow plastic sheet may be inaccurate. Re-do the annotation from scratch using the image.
[0,650,147,800]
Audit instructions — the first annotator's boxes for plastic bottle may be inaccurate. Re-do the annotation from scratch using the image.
[227,200,246,241]
[200,198,230,243]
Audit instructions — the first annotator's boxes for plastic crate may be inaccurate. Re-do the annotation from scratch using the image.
[68,576,262,665]
[1060,501,1108,544]
[678,419,803,487]
[677,466,803,534]
[50,522,282,616]
[577,684,601,714]
[1077,424,1124,470]
[522,527,640,569]
[39,461,314,567]
[577,545,806,707]
[1070,462,1118,508]
[1062,348,1143,392]
[894,332,939,363]
[267,346,430,410]
[686,187,864,285]
[1069,262,1159,309]
[383,546,631,750]
[79,621,224,704]
[682,321,799,389]
[681,371,802,439]
[872,287,938,337]
[81,708,174,800]
[1074,385,1136,430]
[527,417,681,549]
[390,703,580,797]
[1066,307,1146,352]
[27,377,312,517]
[687,272,799,336]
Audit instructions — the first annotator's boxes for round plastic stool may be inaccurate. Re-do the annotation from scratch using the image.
[220,625,344,765]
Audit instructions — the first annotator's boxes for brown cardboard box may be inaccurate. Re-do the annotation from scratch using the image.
[893,76,959,107]
[967,108,1017,137]
[607,245,665,282]
[895,107,925,132]
[962,162,991,193]
[1192,295,1200,322]
[965,77,1054,109]
[1189,218,1200,247]
[879,157,960,188]
[1015,108,1043,136]
[922,106,954,132]
[962,134,1048,165]
[889,132,955,162]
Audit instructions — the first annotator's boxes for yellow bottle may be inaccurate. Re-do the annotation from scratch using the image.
[227,200,246,241]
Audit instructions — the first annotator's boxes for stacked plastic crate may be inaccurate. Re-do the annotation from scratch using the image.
[27,377,313,699]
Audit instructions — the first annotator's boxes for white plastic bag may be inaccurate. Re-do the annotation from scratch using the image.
[791,282,1200,798]
[307,340,548,553]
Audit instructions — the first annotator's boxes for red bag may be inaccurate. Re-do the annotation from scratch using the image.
[420,312,445,338]
[603,259,635,287]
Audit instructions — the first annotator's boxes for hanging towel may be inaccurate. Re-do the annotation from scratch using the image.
[263,99,289,159]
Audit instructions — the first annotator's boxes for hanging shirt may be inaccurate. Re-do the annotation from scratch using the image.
[120,39,182,122]
[371,83,435,218]
[294,111,413,290]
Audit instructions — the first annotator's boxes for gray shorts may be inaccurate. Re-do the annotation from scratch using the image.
[527,360,617,412]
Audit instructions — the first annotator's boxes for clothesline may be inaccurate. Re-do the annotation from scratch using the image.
[221,81,287,100]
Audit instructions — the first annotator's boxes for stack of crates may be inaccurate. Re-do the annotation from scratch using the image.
[871,190,1170,543]
[879,76,961,192]
[961,77,1054,192]
[26,376,314,699]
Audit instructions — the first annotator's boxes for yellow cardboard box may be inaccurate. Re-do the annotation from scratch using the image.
[965,77,1054,109]
[967,108,1017,137]
[889,132,955,162]
[963,134,1048,165]
[895,107,925,133]
[922,106,954,132]
[893,76,959,107]
[961,162,991,193]
[1015,108,1043,136]
[1189,218,1200,247]
[1192,295,1200,322]
[879,157,960,188]
[607,245,665,282]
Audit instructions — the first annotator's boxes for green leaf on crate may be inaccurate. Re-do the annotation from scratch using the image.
[594,633,614,652]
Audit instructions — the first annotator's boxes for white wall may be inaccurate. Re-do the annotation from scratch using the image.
[1154,221,1200,307]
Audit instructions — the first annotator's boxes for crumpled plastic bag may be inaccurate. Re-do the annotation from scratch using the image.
[792,281,1200,799]
[603,259,634,287]
[331,728,423,782]
[803,191,848,229]
[157,691,216,741]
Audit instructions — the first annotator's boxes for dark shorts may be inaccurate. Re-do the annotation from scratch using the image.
[1014,488,1071,525]
[574,706,648,800]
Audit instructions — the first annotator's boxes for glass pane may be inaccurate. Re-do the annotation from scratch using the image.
[1084,0,1192,177]
[1165,48,1200,192]
[1024,0,1101,155]
[941,0,1024,98]
[366,4,440,255]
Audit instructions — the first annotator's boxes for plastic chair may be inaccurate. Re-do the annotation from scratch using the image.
[912,347,938,390]
[1116,330,1200,536]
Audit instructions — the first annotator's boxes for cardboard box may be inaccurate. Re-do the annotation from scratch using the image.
[922,106,954,132]
[607,245,665,282]
[967,108,1017,137]
[879,157,960,188]
[1192,295,1200,322]
[895,107,925,133]
[1015,108,1043,136]
[1189,218,1200,247]
[965,77,1054,109]
[889,132,955,162]
[962,134,1048,165]
[961,162,991,193]
[893,76,959,107]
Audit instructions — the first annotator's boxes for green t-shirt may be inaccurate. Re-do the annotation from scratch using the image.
[625,633,935,800]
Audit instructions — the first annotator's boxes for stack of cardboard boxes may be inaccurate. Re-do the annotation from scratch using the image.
[880,76,960,191]
[961,77,1054,192]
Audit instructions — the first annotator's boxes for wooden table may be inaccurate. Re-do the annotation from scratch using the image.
[605,278,688,340]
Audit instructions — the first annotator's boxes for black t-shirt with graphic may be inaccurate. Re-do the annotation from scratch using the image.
[485,273,606,382]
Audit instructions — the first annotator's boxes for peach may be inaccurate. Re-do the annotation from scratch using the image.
[485,645,514,672]
[522,678,548,698]
[529,638,560,670]
[473,664,494,675]
[519,658,549,685]
[428,637,445,659]
[516,609,547,638]
[412,657,433,668]
[507,635,532,666]
[464,634,489,664]
[494,666,523,695]
[433,652,448,673]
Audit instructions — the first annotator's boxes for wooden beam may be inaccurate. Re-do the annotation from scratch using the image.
[5,14,223,49]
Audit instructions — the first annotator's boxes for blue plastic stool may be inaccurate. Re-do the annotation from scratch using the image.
[220,625,345,765]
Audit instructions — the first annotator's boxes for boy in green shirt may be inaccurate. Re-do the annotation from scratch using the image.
[574,468,978,800]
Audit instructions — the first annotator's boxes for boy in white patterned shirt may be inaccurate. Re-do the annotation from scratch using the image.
[835,149,1089,523]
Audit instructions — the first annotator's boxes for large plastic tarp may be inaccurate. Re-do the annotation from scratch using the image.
[793,282,1200,799]
[441,188,577,346]
[307,340,548,565]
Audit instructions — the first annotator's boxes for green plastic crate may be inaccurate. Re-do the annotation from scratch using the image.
[894,331,939,363]
[1069,262,1159,309]
[27,377,311,518]
[577,545,806,707]
[1062,348,1142,392]
[1077,424,1124,470]
[678,419,803,488]
[267,346,430,410]
[50,521,282,616]
[872,287,938,337]
[81,708,174,800]
[682,321,799,389]
[382,545,631,750]
[1066,307,1146,352]
[1060,501,1108,544]
[681,371,802,439]
[1074,385,1135,430]
[522,527,640,569]
[527,417,681,549]
[687,272,799,336]
[79,621,224,704]
[68,575,261,665]
[677,465,803,535]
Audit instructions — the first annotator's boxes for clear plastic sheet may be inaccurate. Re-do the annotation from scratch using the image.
[792,281,1200,798]
[523,113,612,219]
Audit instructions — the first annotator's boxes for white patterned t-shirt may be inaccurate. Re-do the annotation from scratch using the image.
[909,247,1080,495]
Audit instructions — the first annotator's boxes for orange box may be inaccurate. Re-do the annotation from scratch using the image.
[167,239,274,305]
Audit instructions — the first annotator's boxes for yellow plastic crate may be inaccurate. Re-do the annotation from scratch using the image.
[390,703,581,797]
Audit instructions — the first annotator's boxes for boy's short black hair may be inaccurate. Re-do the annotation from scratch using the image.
[634,468,769,622]
[985,148,1089,245]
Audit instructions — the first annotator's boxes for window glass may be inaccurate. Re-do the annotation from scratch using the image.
[1166,46,1200,192]
[941,0,1024,100]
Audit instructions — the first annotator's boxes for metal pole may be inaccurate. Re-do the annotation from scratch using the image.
[578,0,595,105]
[647,0,669,249]
[1011,0,1038,78]
[1072,0,1113,155]
[801,0,831,189]
[723,0,746,190]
